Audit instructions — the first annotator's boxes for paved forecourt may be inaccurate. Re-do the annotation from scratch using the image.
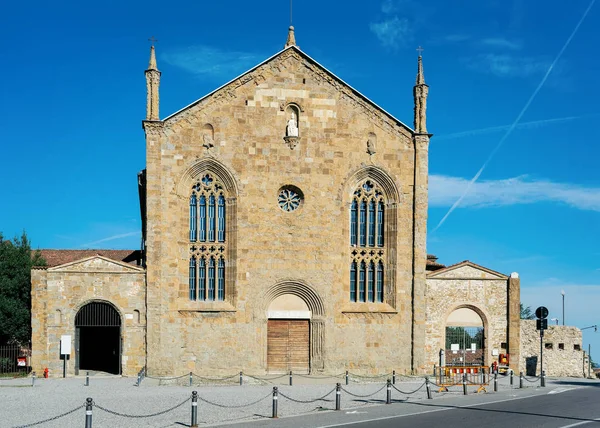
[0,374,596,427]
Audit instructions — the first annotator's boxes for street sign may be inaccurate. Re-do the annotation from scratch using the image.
[536,319,548,331]
[535,306,549,319]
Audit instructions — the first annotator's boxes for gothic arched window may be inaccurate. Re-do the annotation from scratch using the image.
[350,180,385,303]
[189,173,227,301]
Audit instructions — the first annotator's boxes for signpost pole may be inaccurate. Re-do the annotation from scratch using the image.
[540,328,544,377]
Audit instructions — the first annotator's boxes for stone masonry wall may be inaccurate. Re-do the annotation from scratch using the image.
[143,47,428,375]
[31,257,146,377]
[520,320,585,377]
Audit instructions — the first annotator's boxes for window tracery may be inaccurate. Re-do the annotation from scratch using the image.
[350,179,385,303]
[189,173,227,301]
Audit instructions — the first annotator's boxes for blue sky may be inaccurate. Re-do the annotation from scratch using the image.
[1,0,599,359]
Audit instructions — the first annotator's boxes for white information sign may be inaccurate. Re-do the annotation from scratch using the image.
[471,343,476,351]
[450,343,460,351]
[60,335,71,355]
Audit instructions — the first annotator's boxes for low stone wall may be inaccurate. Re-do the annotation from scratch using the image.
[520,320,585,377]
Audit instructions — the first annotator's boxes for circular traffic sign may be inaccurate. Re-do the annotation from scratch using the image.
[535,306,549,319]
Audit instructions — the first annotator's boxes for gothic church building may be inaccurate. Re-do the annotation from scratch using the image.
[31,28,521,377]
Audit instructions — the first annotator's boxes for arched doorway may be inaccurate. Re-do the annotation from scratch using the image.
[75,301,121,375]
[445,307,485,367]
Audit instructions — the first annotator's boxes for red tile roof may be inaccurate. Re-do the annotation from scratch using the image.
[37,249,142,268]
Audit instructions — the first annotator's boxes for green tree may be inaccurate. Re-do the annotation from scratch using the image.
[0,232,46,345]
[520,303,535,320]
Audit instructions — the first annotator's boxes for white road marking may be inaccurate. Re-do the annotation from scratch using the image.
[345,411,368,414]
[316,393,550,428]
[549,387,576,395]
[559,417,600,428]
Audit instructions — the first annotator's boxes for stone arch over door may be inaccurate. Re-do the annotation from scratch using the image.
[263,280,325,373]
[443,304,489,367]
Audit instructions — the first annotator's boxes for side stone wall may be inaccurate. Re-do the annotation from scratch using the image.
[31,257,146,377]
[520,320,585,377]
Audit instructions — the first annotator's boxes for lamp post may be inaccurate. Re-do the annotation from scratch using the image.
[561,290,565,326]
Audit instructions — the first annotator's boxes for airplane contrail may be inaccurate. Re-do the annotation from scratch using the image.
[431,0,597,234]
[435,114,600,141]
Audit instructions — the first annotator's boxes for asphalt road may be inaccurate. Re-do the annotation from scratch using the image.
[232,379,600,428]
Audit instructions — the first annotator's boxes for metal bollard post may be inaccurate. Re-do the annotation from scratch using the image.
[519,371,524,389]
[86,372,90,387]
[272,387,278,418]
[386,379,392,404]
[289,371,293,386]
[392,370,396,385]
[189,372,193,387]
[345,370,349,386]
[191,391,198,428]
[494,372,498,392]
[32,372,36,387]
[426,377,432,399]
[335,383,341,411]
[510,369,513,386]
[462,374,467,395]
[541,370,546,387]
[433,364,437,378]
[239,371,243,386]
[85,397,93,428]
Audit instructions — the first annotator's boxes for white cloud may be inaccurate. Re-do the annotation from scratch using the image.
[162,45,262,79]
[480,37,522,50]
[465,53,550,77]
[429,175,600,212]
[81,231,140,248]
[370,16,413,49]
[435,114,600,141]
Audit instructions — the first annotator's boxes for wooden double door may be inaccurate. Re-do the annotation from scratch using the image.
[267,319,310,373]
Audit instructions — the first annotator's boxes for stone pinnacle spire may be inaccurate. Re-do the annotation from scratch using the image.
[416,55,425,85]
[148,45,158,71]
[284,26,297,49]
[413,49,429,134]
[145,43,161,121]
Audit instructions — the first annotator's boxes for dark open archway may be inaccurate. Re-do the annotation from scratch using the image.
[75,301,121,375]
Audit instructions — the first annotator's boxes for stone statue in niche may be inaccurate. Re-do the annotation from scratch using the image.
[286,111,299,137]
[202,133,214,150]
[366,133,377,155]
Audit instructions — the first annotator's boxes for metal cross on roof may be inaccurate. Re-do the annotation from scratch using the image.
[416,46,424,56]
[148,36,159,45]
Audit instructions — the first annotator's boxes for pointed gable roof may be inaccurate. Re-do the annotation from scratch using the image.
[47,254,145,273]
[426,260,508,279]
[36,249,142,268]
[162,45,415,136]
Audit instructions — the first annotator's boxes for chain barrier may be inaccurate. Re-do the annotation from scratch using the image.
[12,403,84,428]
[391,381,426,395]
[193,373,239,382]
[341,383,387,398]
[278,387,336,403]
[144,373,189,381]
[244,373,289,382]
[95,396,190,418]
[429,380,463,388]
[348,372,392,379]
[197,391,272,408]
[294,372,346,379]
[523,375,541,383]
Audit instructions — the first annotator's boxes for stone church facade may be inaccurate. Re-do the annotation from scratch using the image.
[31,28,547,378]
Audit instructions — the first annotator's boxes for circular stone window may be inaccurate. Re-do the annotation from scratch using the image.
[278,185,304,212]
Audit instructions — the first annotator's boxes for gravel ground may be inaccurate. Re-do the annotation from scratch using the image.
[0,372,555,427]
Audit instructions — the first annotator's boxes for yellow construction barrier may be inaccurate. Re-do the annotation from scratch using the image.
[436,366,490,393]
